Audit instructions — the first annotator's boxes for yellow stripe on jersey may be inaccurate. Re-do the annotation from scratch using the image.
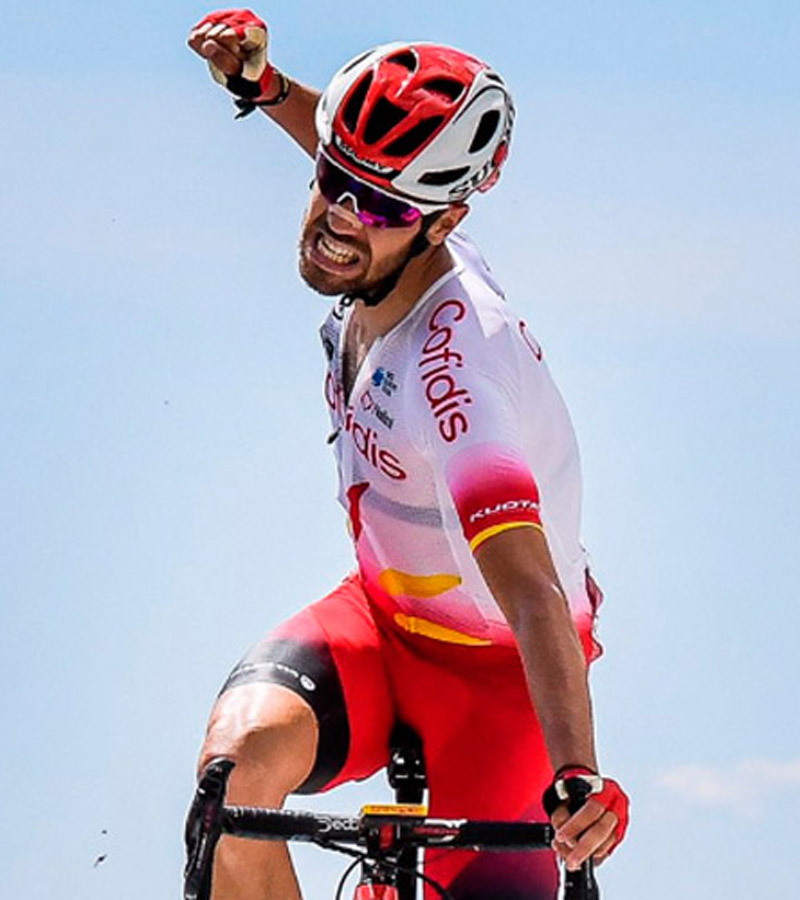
[378,569,462,598]
[469,520,543,553]
[393,613,493,647]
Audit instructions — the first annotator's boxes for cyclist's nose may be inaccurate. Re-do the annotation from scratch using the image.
[326,198,362,235]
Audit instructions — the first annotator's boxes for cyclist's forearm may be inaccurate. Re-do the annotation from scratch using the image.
[511,596,598,773]
[259,71,321,158]
[475,529,598,773]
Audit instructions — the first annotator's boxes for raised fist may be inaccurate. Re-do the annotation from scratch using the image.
[188,9,276,104]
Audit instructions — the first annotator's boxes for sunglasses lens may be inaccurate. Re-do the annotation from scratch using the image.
[316,156,423,228]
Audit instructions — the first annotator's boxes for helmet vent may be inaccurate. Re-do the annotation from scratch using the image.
[343,72,373,133]
[422,78,466,102]
[384,116,445,157]
[419,166,470,186]
[386,50,418,71]
[468,110,501,153]
[364,97,408,145]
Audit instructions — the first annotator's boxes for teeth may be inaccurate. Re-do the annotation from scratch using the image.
[318,233,358,265]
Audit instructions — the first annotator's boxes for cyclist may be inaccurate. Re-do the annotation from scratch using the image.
[186,10,630,900]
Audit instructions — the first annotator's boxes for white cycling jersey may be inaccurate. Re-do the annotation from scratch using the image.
[320,232,601,655]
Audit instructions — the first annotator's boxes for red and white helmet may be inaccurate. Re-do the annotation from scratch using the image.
[316,42,515,212]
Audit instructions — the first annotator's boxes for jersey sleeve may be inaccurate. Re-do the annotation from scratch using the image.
[445,440,542,551]
[408,295,543,553]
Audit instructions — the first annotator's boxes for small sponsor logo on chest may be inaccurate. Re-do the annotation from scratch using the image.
[371,367,398,396]
[360,389,395,430]
[325,373,406,480]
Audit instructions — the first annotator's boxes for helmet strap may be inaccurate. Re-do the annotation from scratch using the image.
[344,213,440,309]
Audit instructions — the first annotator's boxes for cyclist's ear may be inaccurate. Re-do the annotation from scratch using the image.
[426,203,469,246]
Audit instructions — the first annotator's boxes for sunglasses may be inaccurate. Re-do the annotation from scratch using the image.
[315,153,426,229]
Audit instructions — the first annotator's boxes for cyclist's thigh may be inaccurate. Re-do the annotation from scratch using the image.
[212,574,395,794]
[391,638,558,900]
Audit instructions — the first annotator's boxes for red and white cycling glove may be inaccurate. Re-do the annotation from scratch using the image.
[190,9,288,116]
[542,765,630,852]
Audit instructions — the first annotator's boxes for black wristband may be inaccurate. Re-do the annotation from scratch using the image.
[234,71,291,119]
[543,766,601,818]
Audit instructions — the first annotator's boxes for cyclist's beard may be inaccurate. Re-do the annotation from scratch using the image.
[298,212,408,298]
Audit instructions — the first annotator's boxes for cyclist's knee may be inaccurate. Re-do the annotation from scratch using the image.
[198,682,319,802]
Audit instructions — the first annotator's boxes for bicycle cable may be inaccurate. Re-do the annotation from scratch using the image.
[315,838,453,900]
[333,856,364,900]
[390,859,454,900]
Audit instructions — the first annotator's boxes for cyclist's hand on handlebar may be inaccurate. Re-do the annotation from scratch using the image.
[187,9,277,102]
[543,767,630,870]
[550,797,617,870]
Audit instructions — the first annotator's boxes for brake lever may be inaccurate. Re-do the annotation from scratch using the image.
[184,758,236,900]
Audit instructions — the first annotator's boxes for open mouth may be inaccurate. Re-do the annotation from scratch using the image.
[310,230,362,271]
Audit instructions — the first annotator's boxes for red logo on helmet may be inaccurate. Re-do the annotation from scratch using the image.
[493,140,510,170]
[476,140,510,194]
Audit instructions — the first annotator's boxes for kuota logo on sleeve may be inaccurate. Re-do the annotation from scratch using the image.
[469,499,540,523]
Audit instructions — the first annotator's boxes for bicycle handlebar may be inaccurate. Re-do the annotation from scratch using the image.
[224,805,555,850]
[185,758,601,900]
[224,806,361,843]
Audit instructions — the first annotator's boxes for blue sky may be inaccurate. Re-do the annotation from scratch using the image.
[1,1,798,897]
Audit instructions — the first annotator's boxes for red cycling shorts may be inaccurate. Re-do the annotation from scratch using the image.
[221,573,563,900]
